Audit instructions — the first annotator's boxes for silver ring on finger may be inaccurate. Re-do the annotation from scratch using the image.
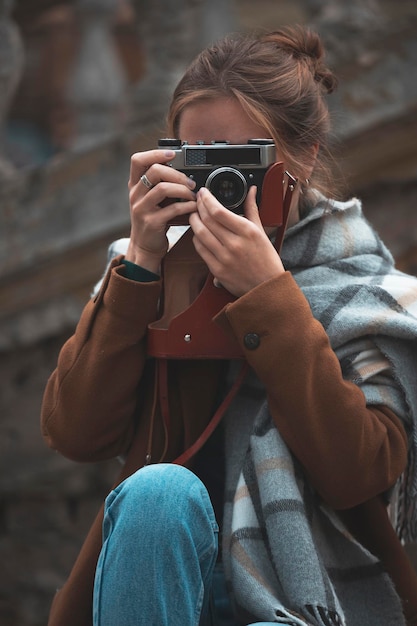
[140,173,154,190]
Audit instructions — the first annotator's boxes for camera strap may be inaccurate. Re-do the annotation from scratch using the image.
[171,358,249,466]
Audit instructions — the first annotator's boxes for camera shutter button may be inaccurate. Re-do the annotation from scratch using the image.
[158,138,181,147]
[243,332,260,350]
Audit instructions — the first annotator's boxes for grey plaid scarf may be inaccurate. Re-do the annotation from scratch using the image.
[222,196,417,625]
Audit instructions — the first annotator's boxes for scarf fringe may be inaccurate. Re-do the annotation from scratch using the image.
[305,604,344,626]
[396,446,417,543]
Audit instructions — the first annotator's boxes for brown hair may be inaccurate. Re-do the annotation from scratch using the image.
[167,25,340,201]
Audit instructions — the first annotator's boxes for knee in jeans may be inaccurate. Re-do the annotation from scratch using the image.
[120,463,201,502]
[109,463,215,536]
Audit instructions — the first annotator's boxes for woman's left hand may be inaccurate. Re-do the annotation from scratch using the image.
[189,186,285,297]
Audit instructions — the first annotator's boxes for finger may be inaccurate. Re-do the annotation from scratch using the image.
[196,187,242,233]
[189,209,225,254]
[130,180,196,207]
[191,227,222,273]
[129,152,197,191]
[196,188,257,253]
[145,162,197,189]
[243,186,262,228]
[157,199,197,225]
[129,149,176,189]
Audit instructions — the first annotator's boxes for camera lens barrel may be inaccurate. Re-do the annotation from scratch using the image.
[205,167,248,210]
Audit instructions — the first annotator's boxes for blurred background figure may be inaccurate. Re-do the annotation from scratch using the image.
[0,1,416,625]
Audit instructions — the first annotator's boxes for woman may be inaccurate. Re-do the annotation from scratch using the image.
[41,25,417,626]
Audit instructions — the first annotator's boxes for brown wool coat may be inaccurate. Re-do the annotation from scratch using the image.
[41,254,417,626]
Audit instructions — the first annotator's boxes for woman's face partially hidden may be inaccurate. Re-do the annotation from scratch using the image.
[178,97,271,148]
[177,97,301,227]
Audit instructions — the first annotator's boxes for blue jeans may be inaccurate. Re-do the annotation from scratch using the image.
[93,463,277,626]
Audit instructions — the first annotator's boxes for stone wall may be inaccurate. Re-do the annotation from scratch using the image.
[0,332,119,625]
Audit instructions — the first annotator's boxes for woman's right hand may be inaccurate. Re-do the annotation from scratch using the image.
[125,149,197,273]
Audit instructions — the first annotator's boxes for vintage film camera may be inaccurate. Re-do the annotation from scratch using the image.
[158,138,286,227]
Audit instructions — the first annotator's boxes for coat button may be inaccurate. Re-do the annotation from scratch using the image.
[244,332,260,350]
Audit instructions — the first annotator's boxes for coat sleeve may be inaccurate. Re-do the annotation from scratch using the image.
[216,271,409,510]
[40,256,162,462]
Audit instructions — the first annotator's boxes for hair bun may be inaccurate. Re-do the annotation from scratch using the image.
[261,26,338,95]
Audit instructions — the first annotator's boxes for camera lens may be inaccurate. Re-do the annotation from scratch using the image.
[205,167,247,210]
